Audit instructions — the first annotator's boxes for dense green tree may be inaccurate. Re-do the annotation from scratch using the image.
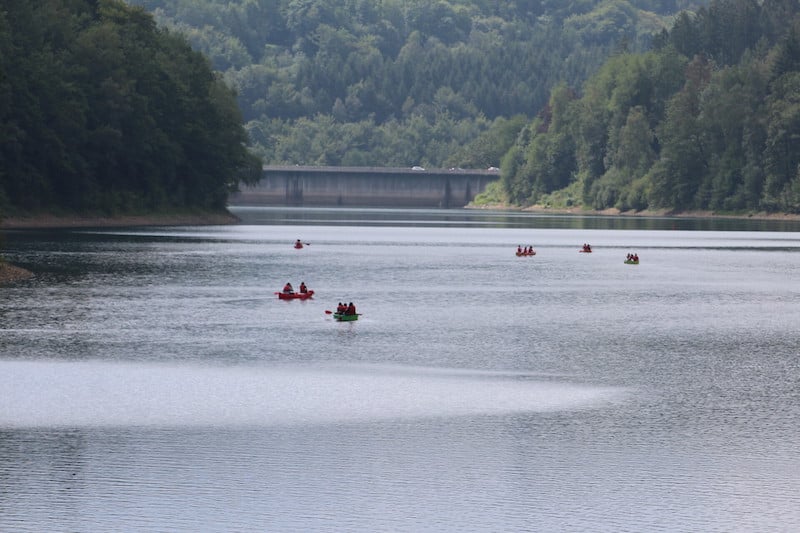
[0,0,260,214]
[449,114,528,169]
[763,72,800,211]
[131,0,690,168]
[508,0,800,214]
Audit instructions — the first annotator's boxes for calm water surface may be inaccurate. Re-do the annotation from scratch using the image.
[1,207,799,531]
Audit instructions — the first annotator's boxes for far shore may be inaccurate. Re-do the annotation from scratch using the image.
[468,203,800,221]
[4,205,800,228]
[0,210,240,229]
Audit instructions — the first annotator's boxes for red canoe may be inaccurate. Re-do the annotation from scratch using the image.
[277,290,314,300]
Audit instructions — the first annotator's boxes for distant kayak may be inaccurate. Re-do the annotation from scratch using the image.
[277,290,314,300]
[516,250,536,256]
[624,259,639,265]
[333,312,359,322]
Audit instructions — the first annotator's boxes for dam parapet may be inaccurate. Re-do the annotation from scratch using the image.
[229,165,500,208]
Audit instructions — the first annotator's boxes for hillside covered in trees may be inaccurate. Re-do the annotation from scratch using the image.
[502,0,800,214]
[0,0,261,215]
[133,0,705,170]
[5,0,798,216]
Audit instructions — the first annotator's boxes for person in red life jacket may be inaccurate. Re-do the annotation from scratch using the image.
[633,253,639,262]
[517,245,522,254]
[283,282,294,294]
[299,282,308,294]
[336,302,346,314]
[294,239,303,249]
[345,302,356,315]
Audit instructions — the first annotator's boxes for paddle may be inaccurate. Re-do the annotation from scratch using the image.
[325,310,362,317]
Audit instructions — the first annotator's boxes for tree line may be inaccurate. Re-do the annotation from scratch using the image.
[502,0,800,213]
[0,0,261,215]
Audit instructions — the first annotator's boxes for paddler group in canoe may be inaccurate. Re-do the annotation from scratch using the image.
[625,253,640,264]
[276,281,315,300]
[516,245,536,256]
[332,302,359,321]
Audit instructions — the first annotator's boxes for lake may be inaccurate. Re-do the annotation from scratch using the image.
[1,207,799,531]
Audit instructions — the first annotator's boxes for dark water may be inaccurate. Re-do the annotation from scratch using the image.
[1,207,799,531]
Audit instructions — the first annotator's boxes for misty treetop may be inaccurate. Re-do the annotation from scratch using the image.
[0,0,261,214]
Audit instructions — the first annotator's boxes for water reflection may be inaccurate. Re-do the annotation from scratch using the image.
[229,205,800,231]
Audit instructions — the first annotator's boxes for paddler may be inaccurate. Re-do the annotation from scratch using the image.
[282,282,294,294]
[299,281,308,294]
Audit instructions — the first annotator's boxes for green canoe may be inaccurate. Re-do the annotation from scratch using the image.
[333,312,360,321]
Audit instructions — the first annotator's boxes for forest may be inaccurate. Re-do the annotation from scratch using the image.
[4,0,799,215]
[501,0,800,214]
[0,0,261,214]
[136,0,800,214]
[133,0,705,170]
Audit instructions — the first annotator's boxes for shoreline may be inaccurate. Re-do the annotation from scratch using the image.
[0,210,240,229]
[3,206,799,227]
[468,204,800,221]
[0,210,239,285]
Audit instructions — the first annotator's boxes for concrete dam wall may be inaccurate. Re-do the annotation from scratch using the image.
[229,166,500,208]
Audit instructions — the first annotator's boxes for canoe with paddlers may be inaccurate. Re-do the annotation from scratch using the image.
[276,290,314,300]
